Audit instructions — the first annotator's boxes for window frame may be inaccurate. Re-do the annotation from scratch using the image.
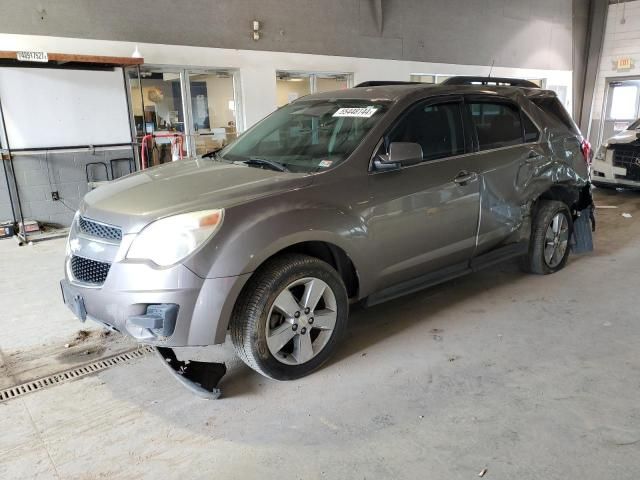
[368,95,473,173]
[521,109,541,144]
[464,95,540,153]
[276,71,354,107]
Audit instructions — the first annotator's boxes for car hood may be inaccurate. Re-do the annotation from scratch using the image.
[607,129,640,145]
[80,159,312,233]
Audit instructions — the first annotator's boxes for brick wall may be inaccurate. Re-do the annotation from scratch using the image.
[4,147,133,227]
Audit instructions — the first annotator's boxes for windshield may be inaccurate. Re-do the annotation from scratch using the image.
[218,99,389,173]
[627,119,640,130]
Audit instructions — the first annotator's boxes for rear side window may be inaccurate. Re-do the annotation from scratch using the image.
[523,113,540,142]
[531,97,579,135]
[385,102,465,161]
[468,102,523,151]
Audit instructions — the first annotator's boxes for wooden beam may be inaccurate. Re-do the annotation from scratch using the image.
[0,51,143,66]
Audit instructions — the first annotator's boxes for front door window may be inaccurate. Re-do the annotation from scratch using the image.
[383,101,466,161]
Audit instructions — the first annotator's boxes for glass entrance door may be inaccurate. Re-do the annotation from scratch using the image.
[126,66,242,163]
[187,70,240,156]
[602,79,640,144]
[126,67,187,167]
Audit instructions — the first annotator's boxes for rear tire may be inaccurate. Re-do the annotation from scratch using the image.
[230,253,348,380]
[521,200,573,275]
[592,181,617,191]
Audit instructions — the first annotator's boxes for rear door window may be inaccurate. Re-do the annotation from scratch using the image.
[468,101,523,151]
[523,113,540,142]
[384,101,465,161]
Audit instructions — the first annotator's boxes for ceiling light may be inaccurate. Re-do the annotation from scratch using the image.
[131,45,142,58]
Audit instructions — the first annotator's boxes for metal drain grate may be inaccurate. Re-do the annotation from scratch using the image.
[0,345,155,403]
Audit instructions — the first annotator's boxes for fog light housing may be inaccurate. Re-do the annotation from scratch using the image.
[129,304,178,337]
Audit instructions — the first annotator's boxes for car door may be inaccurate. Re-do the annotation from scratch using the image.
[463,96,543,255]
[366,97,481,291]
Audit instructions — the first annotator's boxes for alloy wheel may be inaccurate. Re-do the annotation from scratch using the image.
[265,277,338,365]
[544,212,569,268]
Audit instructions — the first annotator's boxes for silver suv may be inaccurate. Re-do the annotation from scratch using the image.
[61,77,592,382]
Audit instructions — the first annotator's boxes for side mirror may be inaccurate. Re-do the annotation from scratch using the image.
[374,142,423,171]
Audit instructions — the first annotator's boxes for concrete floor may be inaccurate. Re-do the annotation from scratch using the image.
[1,189,640,480]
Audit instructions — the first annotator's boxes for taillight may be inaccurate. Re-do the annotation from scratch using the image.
[581,139,592,165]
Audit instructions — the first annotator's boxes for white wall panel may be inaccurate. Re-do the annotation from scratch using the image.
[0,67,130,149]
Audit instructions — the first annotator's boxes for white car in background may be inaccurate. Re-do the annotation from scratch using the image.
[593,119,640,189]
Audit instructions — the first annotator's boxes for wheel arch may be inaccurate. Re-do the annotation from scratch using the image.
[533,184,582,214]
[275,241,360,299]
[239,237,361,300]
[211,236,362,344]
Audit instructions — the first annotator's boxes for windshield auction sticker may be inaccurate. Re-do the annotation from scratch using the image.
[333,106,378,118]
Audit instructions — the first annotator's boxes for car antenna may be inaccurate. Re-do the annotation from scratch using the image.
[488,60,495,79]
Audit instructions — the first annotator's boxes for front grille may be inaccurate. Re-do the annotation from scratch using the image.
[78,217,122,242]
[70,256,111,285]
[612,145,640,182]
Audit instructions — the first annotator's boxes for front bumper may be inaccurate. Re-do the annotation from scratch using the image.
[61,259,251,346]
[592,155,640,188]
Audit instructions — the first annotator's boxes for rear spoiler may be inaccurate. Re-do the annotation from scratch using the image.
[441,76,540,88]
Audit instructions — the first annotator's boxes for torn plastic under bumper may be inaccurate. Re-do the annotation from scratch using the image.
[572,205,595,254]
[155,347,227,399]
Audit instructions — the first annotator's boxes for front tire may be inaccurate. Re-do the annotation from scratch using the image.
[522,200,573,275]
[230,253,349,380]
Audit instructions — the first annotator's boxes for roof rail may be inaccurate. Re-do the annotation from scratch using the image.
[441,76,540,88]
[355,81,423,88]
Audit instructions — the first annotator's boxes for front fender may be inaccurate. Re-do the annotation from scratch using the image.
[184,186,371,292]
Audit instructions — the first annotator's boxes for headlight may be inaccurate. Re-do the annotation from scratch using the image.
[594,145,607,161]
[66,211,80,256]
[126,209,224,267]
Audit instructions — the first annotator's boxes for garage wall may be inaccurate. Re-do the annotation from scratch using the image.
[0,0,575,71]
[0,34,574,130]
[589,1,640,147]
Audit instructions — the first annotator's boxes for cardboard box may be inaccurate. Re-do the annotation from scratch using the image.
[19,220,40,234]
[0,221,15,238]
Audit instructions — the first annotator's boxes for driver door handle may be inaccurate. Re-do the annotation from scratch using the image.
[453,171,478,185]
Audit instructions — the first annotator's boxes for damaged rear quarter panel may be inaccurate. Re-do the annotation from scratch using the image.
[475,127,589,256]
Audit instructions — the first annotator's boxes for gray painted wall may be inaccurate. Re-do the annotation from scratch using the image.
[1,0,575,70]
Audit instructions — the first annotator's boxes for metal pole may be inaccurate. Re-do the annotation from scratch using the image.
[0,93,27,242]
[1,154,16,224]
[122,66,138,173]
[0,98,16,225]
[137,65,146,170]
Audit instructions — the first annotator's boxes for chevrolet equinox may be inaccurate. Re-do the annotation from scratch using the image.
[62,77,593,381]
